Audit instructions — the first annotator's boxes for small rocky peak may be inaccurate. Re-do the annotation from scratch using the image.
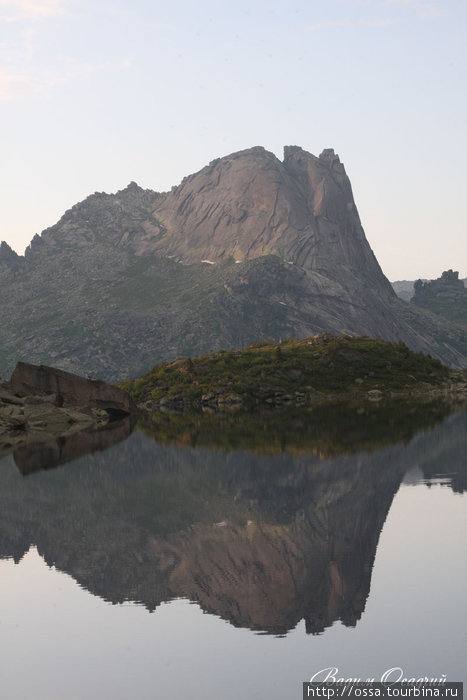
[282,146,321,183]
[116,180,142,200]
[283,145,341,167]
[0,240,17,260]
[24,233,45,259]
[106,182,137,201]
[116,181,159,207]
[282,145,350,206]
[414,270,464,295]
[413,269,466,311]
[125,181,141,192]
[437,270,465,292]
[0,241,22,269]
[441,269,459,283]
[319,148,346,175]
[283,145,345,176]
[319,148,339,163]
[283,145,314,164]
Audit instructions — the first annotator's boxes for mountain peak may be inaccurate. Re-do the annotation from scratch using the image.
[0,240,21,270]
[126,180,140,190]
[319,147,339,161]
[0,240,15,256]
[148,144,380,278]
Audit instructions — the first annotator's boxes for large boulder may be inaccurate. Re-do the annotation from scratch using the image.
[11,362,137,417]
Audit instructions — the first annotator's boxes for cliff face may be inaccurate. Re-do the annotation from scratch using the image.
[1,146,465,381]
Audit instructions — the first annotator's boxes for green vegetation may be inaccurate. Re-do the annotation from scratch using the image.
[121,333,452,407]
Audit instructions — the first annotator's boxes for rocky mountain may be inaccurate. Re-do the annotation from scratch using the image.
[1,146,466,381]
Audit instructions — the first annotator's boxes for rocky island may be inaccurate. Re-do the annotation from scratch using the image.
[121,333,467,412]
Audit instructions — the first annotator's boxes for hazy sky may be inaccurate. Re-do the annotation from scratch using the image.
[1,0,466,280]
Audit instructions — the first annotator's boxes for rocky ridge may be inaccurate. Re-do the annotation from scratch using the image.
[392,274,467,302]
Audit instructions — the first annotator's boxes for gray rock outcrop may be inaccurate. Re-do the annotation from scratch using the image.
[411,270,467,325]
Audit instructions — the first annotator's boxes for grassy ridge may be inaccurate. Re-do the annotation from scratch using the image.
[121,334,452,407]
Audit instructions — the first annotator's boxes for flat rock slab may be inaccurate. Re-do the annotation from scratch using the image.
[11,361,137,416]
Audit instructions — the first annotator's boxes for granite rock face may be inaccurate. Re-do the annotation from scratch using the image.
[148,147,391,291]
[147,146,395,303]
[1,146,466,380]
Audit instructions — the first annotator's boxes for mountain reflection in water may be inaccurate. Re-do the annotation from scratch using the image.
[0,402,465,637]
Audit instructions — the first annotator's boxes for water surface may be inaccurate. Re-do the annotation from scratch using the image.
[0,404,465,699]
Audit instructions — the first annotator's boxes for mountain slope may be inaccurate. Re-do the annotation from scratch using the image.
[1,146,466,381]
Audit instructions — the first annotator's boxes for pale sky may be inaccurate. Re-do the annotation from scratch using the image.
[1,0,466,280]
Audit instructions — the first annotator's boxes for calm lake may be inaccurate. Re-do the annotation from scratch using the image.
[0,401,465,700]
